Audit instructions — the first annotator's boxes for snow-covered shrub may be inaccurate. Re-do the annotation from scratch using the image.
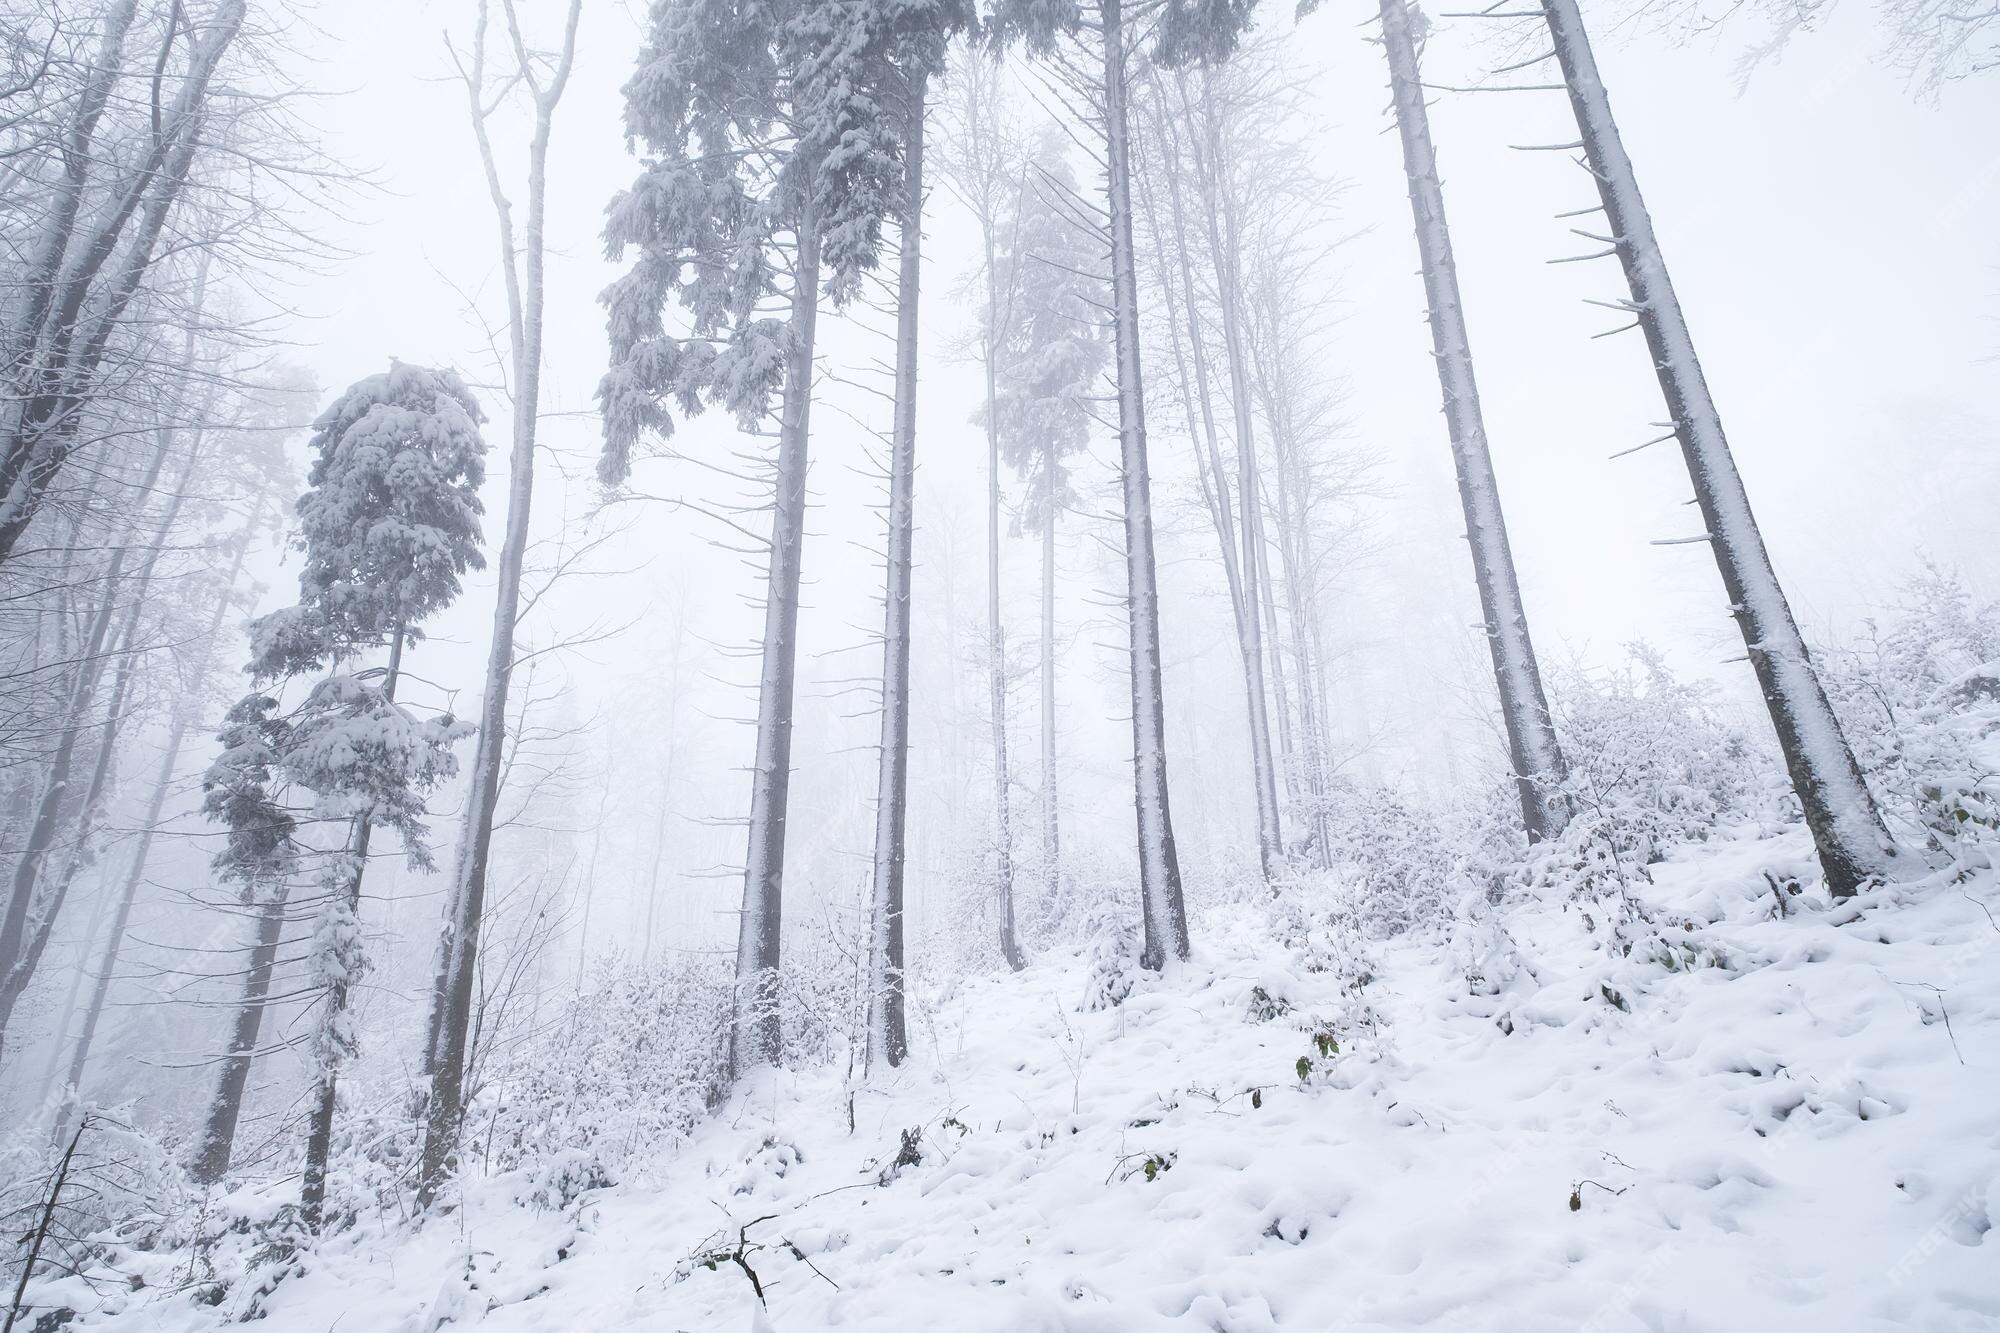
[1818,566,2000,864]
[0,1109,191,1318]
[1545,644,1768,869]
[1310,781,1504,938]
[1077,904,1139,1011]
[477,952,730,1203]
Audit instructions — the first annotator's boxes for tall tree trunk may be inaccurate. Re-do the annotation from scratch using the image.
[1040,432,1060,906]
[868,78,925,1072]
[1382,0,1570,841]
[301,629,404,1231]
[1539,0,1892,893]
[979,153,1024,975]
[976,153,1024,976]
[188,878,289,1185]
[1138,104,1278,878]
[1190,74,1283,880]
[734,180,822,1075]
[1102,0,1190,969]
[420,0,580,1206]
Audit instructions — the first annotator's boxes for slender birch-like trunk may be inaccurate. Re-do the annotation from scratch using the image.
[734,177,823,1073]
[1191,75,1282,878]
[1040,434,1060,903]
[420,0,581,1205]
[867,77,925,1072]
[983,259,1022,973]
[1539,0,1892,893]
[1381,0,1571,841]
[976,133,1024,974]
[1102,0,1190,968]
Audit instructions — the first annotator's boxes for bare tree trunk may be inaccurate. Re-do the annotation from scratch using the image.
[734,179,822,1075]
[1102,0,1189,969]
[978,151,1024,976]
[867,77,925,1072]
[1382,0,1570,841]
[1539,0,1892,893]
[420,0,581,1206]
[189,878,289,1185]
[1040,432,1060,905]
[1190,73,1283,879]
[1137,102,1273,879]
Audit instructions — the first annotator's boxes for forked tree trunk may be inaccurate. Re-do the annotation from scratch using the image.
[1539,0,1893,893]
[1191,74,1284,881]
[1381,0,1571,841]
[734,180,823,1074]
[1136,113,1269,878]
[1102,0,1190,969]
[420,0,580,1208]
[867,78,925,1072]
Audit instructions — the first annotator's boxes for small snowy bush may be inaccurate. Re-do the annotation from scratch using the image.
[477,953,730,1202]
[1545,644,1767,869]
[1311,782,1501,938]
[1078,905,1140,1011]
[1819,566,2000,865]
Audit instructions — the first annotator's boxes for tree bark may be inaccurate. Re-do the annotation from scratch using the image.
[1102,0,1190,969]
[982,170,1023,975]
[1381,0,1571,841]
[733,177,822,1075]
[1040,425,1060,906]
[419,0,581,1208]
[867,77,925,1072]
[1540,0,1892,893]
[189,878,290,1185]
[1190,73,1283,878]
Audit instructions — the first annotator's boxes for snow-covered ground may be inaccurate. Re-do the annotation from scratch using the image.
[67,829,2000,1332]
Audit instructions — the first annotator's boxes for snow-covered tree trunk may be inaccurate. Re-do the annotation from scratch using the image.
[420,0,580,1208]
[1382,0,1571,841]
[734,181,823,1075]
[300,629,404,1231]
[867,78,925,1073]
[189,878,289,1186]
[1103,0,1190,969]
[1540,0,1893,894]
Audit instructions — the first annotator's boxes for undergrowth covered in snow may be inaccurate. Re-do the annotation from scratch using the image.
[8,579,2000,1331]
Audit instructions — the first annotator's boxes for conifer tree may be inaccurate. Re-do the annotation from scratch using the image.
[202,363,484,1221]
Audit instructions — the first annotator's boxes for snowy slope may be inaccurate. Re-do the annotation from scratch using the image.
[69,828,2000,1332]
